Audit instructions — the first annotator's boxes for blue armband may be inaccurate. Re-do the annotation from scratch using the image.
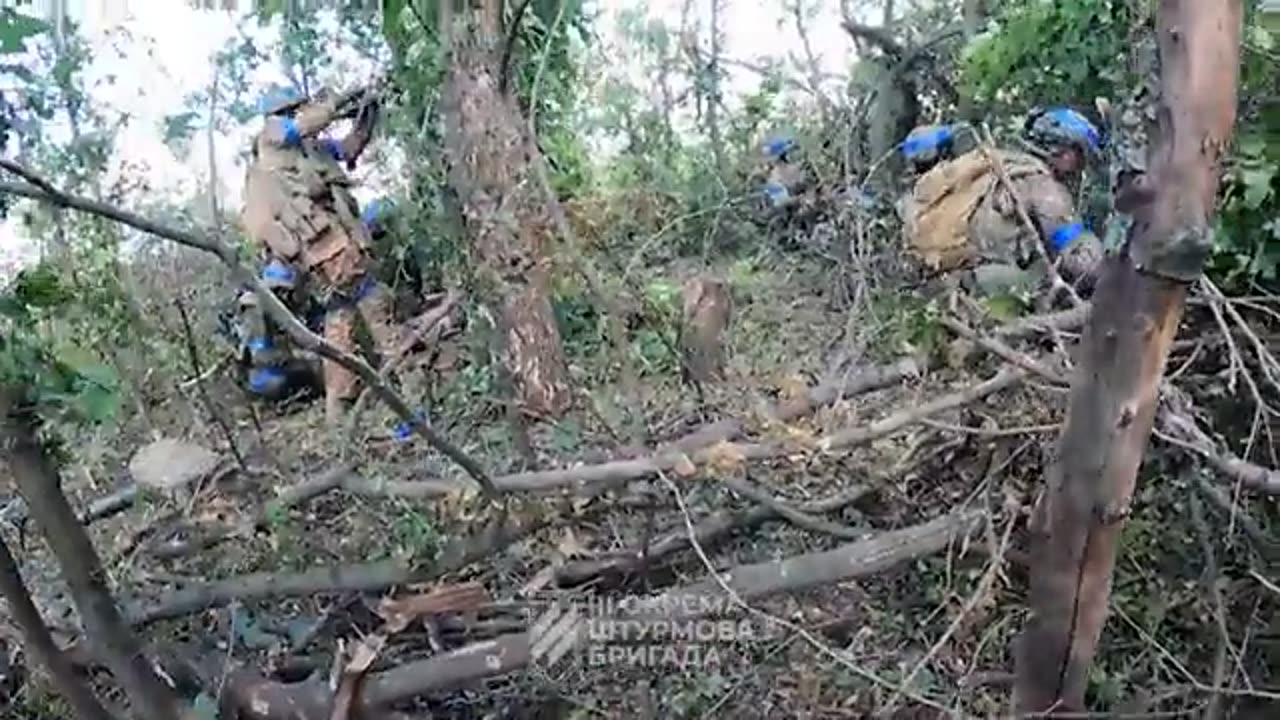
[261,261,296,285]
[322,137,344,162]
[246,337,272,352]
[278,117,301,146]
[764,182,789,202]
[1050,222,1085,253]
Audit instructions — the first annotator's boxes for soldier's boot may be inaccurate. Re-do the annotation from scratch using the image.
[322,305,361,425]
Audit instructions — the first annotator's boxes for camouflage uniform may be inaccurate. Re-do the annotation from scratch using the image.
[240,84,404,423]
[902,108,1105,297]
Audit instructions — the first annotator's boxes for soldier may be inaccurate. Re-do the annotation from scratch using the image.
[902,106,1105,299]
[224,258,324,402]
[240,83,407,424]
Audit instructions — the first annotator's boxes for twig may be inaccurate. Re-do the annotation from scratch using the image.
[1188,489,1234,720]
[498,0,535,93]
[921,419,1060,437]
[0,161,499,497]
[880,512,1016,714]
[174,297,247,472]
[940,317,1069,385]
[718,474,867,540]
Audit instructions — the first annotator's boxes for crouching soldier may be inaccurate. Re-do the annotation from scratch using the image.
[240,82,408,424]
[901,106,1106,300]
[227,259,324,402]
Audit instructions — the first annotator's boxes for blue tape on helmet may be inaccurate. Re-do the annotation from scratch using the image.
[1039,107,1100,152]
[393,410,430,441]
[261,260,296,285]
[1050,222,1085,253]
[248,366,286,395]
[247,337,272,352]
[902,125,953,159]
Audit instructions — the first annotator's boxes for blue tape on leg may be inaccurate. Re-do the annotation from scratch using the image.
[322,137,344,161]
[394,410,430,441]
[1050,222,1085,253]
[352,276,376,303]
[249,366,286,395]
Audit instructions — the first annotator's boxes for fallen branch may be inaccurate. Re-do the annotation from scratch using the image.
[819,368,1025,450]
[555,486,871,587]
[0,162,498,497]
[1156,400,1280,495]
[771,355,929,422]
[127,513,543,626]
[663,510,983,606]
[992,305,1088,340]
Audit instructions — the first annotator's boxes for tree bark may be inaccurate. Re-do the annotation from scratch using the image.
[1014,0,1243,713]
[440,0,572,417]
[0,388,181,720]
[0,533,117,720]
[679,276,732,384]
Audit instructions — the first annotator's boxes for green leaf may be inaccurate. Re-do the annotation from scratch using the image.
[0,8,47,54]
[1240,165,1276,209]
[161,111,200,145]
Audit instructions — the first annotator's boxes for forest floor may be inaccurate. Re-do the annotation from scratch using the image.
[2,246,1278,719]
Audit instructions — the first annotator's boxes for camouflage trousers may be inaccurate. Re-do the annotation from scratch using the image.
[321,275,403,421]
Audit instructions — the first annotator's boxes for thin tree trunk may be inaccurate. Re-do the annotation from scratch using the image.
[439,0,572,417]
[1014,0,1243,712]
[706,0,725,177]
[0,534,118,720]
[0,388,181,720]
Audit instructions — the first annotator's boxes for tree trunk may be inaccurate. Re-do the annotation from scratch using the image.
[440,0,572,418]
[1013,0,1242,713]
[0,388,181,720]
[679,276,732,385]
[706,0,725,177]
[0,534,117,720]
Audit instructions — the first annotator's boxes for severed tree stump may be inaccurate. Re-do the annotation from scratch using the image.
[679,276,732,385]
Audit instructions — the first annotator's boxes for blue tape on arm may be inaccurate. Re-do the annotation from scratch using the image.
[247,337,272,352]
[278,117,301,146]
[261,263,296,284]
[1050,222,1085,253]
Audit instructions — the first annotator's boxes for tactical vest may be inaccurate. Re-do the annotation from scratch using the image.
[903,149,1052,271]
[241,135,368,271]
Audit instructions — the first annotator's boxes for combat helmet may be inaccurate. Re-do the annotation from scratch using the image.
[1023,107,1103,161]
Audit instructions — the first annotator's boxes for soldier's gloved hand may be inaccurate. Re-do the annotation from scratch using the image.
[1054,227,1104,295]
